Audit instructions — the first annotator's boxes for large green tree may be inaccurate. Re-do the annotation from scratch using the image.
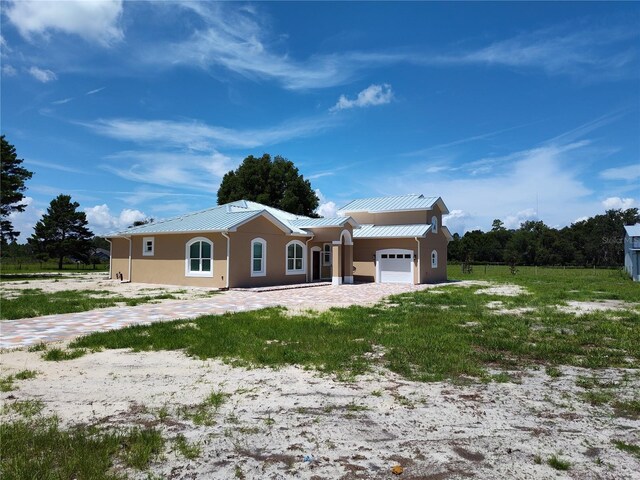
[29,195,93,269]
[217,154,319,217]
[1,135,33,243]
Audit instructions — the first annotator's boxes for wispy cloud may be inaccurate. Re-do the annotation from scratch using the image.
[2,64,17,76]
[600,163,640,181]
[428,21,639,80]
[83,115,337,151]
[51,97,72,105]
[25,158,88,174]
[28,66,56,82]
[5,0,124,46]
[86,87,105,95]
[331,84,393,112]
[102,150,236,191]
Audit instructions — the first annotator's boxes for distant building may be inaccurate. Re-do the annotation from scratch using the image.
[624,224,640,281]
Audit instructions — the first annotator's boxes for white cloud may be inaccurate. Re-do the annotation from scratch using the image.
[383,140,597,231]
[7,197,45,241]
[6,0,123,46]
[28,66,57,82]
[102,150,236,191]
[314,189,339,218]
[601,197,637,210]
[86,87,105,95]
[600,163,640,181]
[52,97,73,105]
[84,204,147,234]
[331,84,393,111]
[442,209,470,235]
[84,114,336,152]
[431,22,638,80]
[2,64,17,76]
[503,208,538,230]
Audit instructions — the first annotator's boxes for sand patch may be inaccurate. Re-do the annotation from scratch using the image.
[557,300,639,316]
[475,284,529,296]
[1,347,638,479]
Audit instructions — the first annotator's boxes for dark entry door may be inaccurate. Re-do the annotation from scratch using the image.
[312,251,320,281]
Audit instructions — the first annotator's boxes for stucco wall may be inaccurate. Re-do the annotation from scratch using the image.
[110,233,228,287]
[229,216,308,288]
[110,237,130,280]
[352,238,419,283]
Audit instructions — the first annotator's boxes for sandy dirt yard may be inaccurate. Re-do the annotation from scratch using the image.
[2,345,639,479]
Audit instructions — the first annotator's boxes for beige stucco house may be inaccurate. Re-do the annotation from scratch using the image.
[107,194,452,288]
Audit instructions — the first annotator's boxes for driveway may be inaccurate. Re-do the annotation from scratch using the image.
[0,282,443,349]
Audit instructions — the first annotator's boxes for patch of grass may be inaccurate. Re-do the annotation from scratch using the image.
[0,288,177,320]
[581,390,615,406]
[3,399,45,418]
[545,366,562,378]
[43,347,87,361]
[14,369,38,381]
[613,440,640,459]
[174,434,201,460]
[121,427,164,470]
[547,454,571,471]
[179,390,227,426]
[612,399,640,419]
[346,401,369,412]
[27,342,48,352]
[68,267,640,382]
[0,416,164,478]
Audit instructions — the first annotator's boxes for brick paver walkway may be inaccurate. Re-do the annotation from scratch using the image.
[0,283,442,349]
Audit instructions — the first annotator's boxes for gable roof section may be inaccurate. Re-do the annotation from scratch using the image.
[625,224,640,237]
[339,194,449,215]
[354,224,432,239]
[289,217,360,229]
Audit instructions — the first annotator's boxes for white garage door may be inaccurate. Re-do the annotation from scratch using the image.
[376,249,414,284]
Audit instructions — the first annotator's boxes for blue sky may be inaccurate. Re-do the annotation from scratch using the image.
[2,1,639,239]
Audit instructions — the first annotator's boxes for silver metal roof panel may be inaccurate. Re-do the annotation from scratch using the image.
[625,224,640,237]
[339,194,447,214]
[353,224,432,239]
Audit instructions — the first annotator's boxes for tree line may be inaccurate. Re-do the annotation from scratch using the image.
[448,209,639,267]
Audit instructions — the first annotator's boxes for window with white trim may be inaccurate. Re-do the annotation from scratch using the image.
[186,237,213,277]
[322,243,332,266]
[431,216,438,234]
[142,237,154,256]
[431,250,438,268]
[251,238,266,277]
[286,240,305,274]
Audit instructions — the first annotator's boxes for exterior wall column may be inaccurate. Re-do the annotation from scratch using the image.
[331,242,342,285]
[343,244,353,284]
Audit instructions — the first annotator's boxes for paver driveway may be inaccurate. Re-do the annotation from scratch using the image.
[0,282,445,349]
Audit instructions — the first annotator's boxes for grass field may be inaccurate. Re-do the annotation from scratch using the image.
[2,266,639,479]
[1,262,109,275]
[69,266,640,381]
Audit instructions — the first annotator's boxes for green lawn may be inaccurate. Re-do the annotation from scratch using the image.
[68,266,640,381]
[0,289,178,320]
[1,262,109,275]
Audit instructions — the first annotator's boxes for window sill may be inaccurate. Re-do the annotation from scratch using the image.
[251,271,266,277]
[185,272,214,278]
[286,270,305,276]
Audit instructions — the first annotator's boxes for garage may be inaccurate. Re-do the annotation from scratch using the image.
[376,249,414,284]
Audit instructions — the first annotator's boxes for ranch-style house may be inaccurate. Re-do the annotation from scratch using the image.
[107,194,452,288]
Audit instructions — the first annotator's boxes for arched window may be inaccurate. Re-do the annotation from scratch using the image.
[431,216,438,234]
[286,240,305,275]
[431,250,438,268]
[251,238,266,277]
[185,237,213,277]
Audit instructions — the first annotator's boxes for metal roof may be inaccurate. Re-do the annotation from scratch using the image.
[289,217,356,228]
[625,225,640,237]
[353,224,432,239]
[113,200,312,236]
[339,194,448,214]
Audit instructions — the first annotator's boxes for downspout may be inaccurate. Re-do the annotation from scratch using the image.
[105,238,113,279]
[125,236,132,283]
[414,237,421,285]
[221,232,230,289]
[305,235,315,283]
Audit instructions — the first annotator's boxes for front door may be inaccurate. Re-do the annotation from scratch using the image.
[312,251,320,281]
